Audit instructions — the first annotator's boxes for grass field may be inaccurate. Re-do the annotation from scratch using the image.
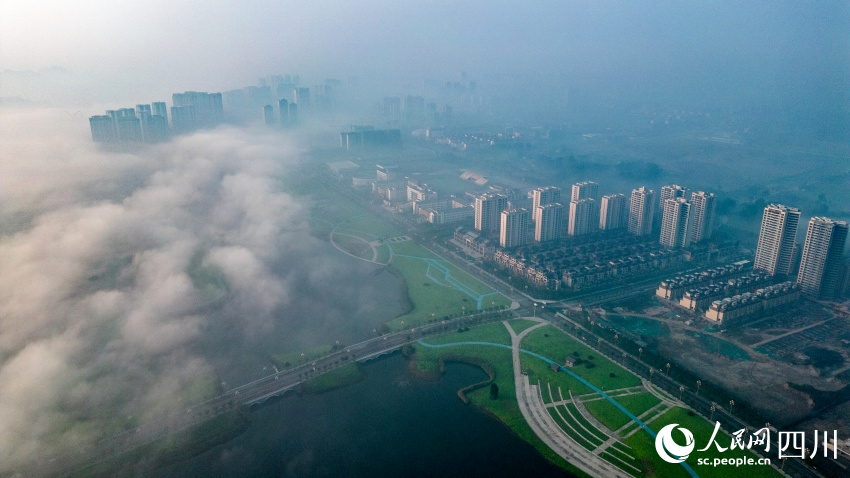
[522,326,641,391]
[409,320,785,477]
[629,407,781,478]
[582,392,661,431]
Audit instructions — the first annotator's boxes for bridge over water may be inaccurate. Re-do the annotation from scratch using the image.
[45,311,513,477]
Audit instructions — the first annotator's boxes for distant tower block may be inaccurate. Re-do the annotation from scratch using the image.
[689,191,716,244]
[797,217,848,299]
[535,203,563,242]
[754,204,801,276]
[660,198,691,248]
[500,208,529,248]
[628,187,655,236]
[600,194,627,231]
[474,193,508,233]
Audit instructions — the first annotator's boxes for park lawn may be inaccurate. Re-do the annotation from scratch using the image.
[340,214,401,239]
[624,430,691,478]
[385,253,510,330]
[331,232,374,260]
[564,402,607,446]
[647,407,782,478]
[389,240,501,297]
[583,392,662,432]
[522,326,641,390]
[409,338,591,478]
[374,244,392,264]
[423,322,512,346]
[509,318,544,335]
[521,354,594,396]
[548,407,598,450]
[387,258,482,329]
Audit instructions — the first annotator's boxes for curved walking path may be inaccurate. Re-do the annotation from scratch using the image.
[417,319,699,478]
[505,319,634,478]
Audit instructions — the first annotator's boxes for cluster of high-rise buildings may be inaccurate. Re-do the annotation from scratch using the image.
[753,204,847,299]
[471,181,717,254]
[89,91,224,144]
[89,75,318,144]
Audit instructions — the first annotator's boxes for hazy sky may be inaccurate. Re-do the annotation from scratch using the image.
[2,1,848,110]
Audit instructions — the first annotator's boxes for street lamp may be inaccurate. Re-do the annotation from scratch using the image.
[729,400,735,415]
[710,403,716,420]
[638,347,643,360]
[696,380,702,396]
[649,368,654,383]
[533,303,537,318]
[679,385,685,400]
[665,363,671,375]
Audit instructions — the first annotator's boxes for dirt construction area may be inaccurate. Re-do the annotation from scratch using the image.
[602,296,850,431]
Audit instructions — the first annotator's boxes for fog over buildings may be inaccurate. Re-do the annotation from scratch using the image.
[1,1,849,475]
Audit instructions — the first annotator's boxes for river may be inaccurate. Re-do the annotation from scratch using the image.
[159,354,573,477]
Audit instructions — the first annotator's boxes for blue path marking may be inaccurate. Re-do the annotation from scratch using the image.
[417,339,699,478]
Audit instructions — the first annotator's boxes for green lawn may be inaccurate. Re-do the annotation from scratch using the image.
[424,322,512,346]
[521,326,642,390]
[331,232,374,260]
[636,407,782,478]
[583,392,661,432]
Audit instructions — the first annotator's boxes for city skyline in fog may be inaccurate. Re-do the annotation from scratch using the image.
[2,1,848,116]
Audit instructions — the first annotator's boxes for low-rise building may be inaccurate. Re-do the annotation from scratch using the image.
[705,282,800,325]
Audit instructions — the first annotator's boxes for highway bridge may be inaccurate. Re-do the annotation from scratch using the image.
[47,310,514,477]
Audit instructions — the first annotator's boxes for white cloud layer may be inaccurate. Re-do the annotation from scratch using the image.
[0,108,372,473]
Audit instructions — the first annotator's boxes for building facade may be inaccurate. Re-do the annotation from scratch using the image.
[796,217,849,299]
[688,191,716,244]
[600,194,628,231]
[474,193,508,233]
[535,203,563,242]
[660,198,691,248]
[628,187,655,236]
[753,204,801,276]
[568,199,595,236]
[500,208,530,248]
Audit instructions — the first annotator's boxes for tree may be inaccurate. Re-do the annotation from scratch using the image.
[489,383,499,400]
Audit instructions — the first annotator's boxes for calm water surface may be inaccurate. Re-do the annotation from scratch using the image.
[160,354,574,477]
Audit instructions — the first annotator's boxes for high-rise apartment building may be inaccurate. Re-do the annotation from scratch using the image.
[532,187,561,222]
[535,203,563,242]
[571,181,599,202]
[89,115,116,143]
[474,193,508,233]
[628,187,655,236]
[278,98,289,126]
[660,198,691,248]
[689,191,716,244]
[500,208,529,248]
[600,194,627,231]
[263,104,275,126]
[796,217,848,299]
[754,204,801,276]
[660,184,688,203]
[569,181,599,236]
[172,91,224,129]
[568,199,595,236]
